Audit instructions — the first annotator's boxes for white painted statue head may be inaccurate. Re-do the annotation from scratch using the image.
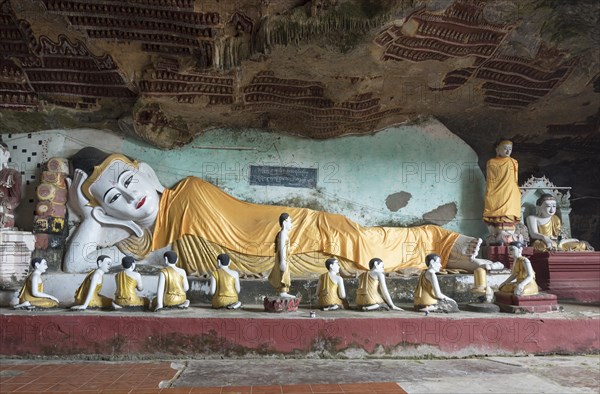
[121,255,136,271]
[279,212,293,231]
[31,257,48,273]
[369,258,384,272]
[71,147,165,236]
[425,253,442,272]
[508,241,524,259]
[536,193,557,218]
[217,253,230,267]
[495,140,513,158]
[97,255,112,273]
[325,258,339,274]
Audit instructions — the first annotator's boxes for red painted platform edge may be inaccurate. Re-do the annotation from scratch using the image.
[1,314,599,357]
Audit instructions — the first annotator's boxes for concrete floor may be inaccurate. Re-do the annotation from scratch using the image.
[1,355,599,393]
[173,356,600,393]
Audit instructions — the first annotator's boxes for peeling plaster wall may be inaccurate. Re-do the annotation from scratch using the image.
[2,117,487,238]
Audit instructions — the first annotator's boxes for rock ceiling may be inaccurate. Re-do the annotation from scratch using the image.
[0,0,599,198]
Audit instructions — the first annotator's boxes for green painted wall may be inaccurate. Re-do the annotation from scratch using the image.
[123,117,487,237]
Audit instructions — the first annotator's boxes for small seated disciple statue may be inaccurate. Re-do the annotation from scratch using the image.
[498,242,539,296]
[210,253,242,309]
[113,255,147,310]
[355,258,403,311]
[71,255,113,310]
[316,258,347,311]
[268,213,296,299]
[153,251,190,311]
[527,193,593,253]
[483,139,521,245]
[0,142,22,228]
[13,258,59,309]
[414,254,459,313]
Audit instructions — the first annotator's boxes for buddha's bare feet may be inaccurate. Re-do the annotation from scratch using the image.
[447,236,485,272]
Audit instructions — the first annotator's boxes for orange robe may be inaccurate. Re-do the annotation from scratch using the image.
[151,177,460,276]
[483,157,520,227]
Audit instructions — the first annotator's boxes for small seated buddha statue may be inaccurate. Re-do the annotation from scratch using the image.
[152,251,190,311]
[498,242,539,296]
[209,253,242,309]
[71,255,113,310]
[13,257,59,309]
[113,255,147,310]
[414,254,459,313]
[527,193,593,253]
[355,258,403,311]
[316,258,347,311]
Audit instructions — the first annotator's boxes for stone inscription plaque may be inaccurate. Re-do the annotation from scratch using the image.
[250,165,317,189]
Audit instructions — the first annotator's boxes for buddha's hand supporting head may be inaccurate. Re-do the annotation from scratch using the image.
[67,169,94,220]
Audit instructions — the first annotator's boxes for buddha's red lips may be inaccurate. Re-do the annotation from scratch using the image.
[136,196,146,209]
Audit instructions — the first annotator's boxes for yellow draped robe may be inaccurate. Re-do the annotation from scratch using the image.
[413,270,438,308]
[268,236,290,293]
[18,274,58,308]
[499,257,539,295]
[355,272,384,306]
[211,268,239,308]
[318,272,343,308]
[151,177,460,277]
[74,270,112,308]
[532,215,590,252]
[483,157,521,227]
[161,266,187,307]
[114,271,145,307]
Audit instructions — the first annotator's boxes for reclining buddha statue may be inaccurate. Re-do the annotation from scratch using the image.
[63,147,494,276]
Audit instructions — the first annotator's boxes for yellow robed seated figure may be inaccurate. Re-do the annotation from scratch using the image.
[152,251,190,311]
[13,258,59,309]
[63,147,488,277]
[413,254,458,313]
[113,256,147,309]
[527,194,593,253]
[498,242,539,296]
[210,253,241,309]
[316,258,347,311]
[71,255,113,310]
[355,258,403,311]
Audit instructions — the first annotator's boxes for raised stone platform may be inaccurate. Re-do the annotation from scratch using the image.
[1,303,598,358]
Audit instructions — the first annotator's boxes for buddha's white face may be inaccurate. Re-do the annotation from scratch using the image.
[539,200,557,218]
[496,143,513,158]
[89,158,160,222]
